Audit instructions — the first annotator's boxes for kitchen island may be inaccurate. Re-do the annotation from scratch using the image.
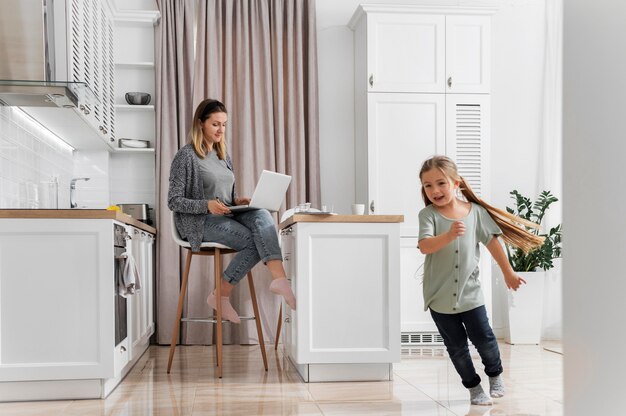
[0,210,156,401]
[278,214,403,382]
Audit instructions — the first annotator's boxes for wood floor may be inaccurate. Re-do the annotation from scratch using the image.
[0,342,563,415]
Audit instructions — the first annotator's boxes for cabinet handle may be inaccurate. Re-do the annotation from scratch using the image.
[280,227,293,235]
[283,255,290,261]
[120,346,127,352]
[370,200,375,213]
[284,317,290,323]
[369,74,374,87]
[447,76,452,88]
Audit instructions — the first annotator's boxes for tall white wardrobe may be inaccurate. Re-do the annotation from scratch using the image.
[350,5,495,344]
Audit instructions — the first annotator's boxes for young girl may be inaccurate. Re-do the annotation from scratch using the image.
[417,156,544,406]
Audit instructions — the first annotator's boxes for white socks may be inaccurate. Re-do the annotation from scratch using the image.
[469,376,505,406]
[469,384,493,406]
[269,277,297,310]
[207,292,241,324]
[489,375,506,398]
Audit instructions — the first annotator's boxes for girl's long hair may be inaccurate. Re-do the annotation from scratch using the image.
[189,98,228,160]
[419,156,544,253]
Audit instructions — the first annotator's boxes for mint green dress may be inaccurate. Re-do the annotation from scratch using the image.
[418,202,502,314]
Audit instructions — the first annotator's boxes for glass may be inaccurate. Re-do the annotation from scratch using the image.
[297,202,311,213]
[321,204,334,213]
[39,177,59,209]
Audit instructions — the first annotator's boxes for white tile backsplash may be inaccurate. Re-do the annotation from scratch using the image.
[0,107,155,213]
[0,107,73,208]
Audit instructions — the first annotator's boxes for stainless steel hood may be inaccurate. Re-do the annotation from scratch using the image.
[0,0,96,108]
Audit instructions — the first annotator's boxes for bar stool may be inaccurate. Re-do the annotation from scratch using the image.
[167,211,268,378]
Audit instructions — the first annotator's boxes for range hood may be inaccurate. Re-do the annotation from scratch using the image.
[0,80,96,108]
[0,0,97,108]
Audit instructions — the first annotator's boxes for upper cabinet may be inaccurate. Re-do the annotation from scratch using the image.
[350,6,492,94]
[445,15,491,93]
[67,0,117,145]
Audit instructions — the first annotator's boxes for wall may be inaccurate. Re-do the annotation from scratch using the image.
[563,0,626,413]
[0,107,73,209]
[316,0,558,338]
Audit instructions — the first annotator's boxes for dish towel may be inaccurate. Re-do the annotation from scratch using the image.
[118,252,142,297]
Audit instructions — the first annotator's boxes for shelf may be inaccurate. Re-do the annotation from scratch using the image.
[115,104,154,111]
[115,62,155,69]
[113,10,160,26]
[113,147,155,154]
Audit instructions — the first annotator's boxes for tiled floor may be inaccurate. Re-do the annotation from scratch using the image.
[0,342,563,415]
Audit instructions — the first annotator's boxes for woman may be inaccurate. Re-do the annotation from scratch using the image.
[168,98,296,323]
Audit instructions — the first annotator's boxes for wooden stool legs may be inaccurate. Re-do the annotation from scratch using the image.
[215,248,223,378]
[167,248,268,377]
[167,251,193,374]
[275,304,282,350]
[247,272,268,370]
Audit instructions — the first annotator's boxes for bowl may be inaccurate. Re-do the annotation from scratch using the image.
[125,92,151,105]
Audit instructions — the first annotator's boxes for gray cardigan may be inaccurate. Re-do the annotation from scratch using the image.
[168,144,237,252]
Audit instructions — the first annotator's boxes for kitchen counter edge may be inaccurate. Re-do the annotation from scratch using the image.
[0,209,157,234]
[279,214,404,230]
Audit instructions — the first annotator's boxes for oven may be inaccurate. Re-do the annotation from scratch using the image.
[114,224,128,346]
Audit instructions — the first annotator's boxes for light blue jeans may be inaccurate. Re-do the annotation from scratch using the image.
[202,209,283,284]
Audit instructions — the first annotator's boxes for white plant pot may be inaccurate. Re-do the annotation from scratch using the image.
[505,271,545,344]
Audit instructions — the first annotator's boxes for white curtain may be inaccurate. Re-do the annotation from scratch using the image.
[538,0,563,341]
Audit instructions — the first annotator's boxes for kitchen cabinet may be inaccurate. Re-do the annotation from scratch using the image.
[351,6,491,94]
[278,214,403,382]
[350,5,494,342]
[127,226,155,362]
[15,0,118,151]
[0,211,156,401]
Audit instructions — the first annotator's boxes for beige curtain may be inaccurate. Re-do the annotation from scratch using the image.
[154,0,196,345]
[155,0,320,345]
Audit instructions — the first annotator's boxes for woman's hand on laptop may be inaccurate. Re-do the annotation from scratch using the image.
[234,197,251,205]
[208,198,231,215]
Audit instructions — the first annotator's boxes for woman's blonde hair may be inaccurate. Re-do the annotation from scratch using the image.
[189,99,228,160]
[419,155,544,253]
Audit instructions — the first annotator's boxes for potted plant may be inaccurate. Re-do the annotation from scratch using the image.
[500,190,562,344]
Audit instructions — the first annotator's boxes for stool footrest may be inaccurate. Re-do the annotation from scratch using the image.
[182,316,257,323]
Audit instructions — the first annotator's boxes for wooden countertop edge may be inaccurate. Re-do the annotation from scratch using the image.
[0,209,157,234]
[279,214,404,229]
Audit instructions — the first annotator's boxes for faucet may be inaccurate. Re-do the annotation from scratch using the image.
[70,177,90,208]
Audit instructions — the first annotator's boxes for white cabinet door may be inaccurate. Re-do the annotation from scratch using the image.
[445,15,491,94]
[126,226,155,361]
[279,228,297,359]
[400,238,437,333]
[445,94,491,199]
[362,93,445,236]
[366,13,445,93]
[0,219,115,381]
[292,222,400,364]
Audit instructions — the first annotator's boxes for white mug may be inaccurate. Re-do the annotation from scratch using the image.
[351,203,365,215]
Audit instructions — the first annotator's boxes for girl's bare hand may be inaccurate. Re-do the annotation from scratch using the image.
[504,271,527,291]
[448,221,465,238]
[208,199,231,215]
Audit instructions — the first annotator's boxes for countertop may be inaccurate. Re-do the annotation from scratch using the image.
[278,214,404,229]
[0,209,157,234]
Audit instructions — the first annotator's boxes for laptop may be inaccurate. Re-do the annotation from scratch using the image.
[228,170,292,213]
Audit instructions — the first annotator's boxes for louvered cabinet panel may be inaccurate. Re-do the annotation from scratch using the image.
[445,94,491,200]
[67,0,115,145]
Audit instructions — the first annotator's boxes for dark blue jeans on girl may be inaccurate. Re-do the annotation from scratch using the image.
[430,305,503,388]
